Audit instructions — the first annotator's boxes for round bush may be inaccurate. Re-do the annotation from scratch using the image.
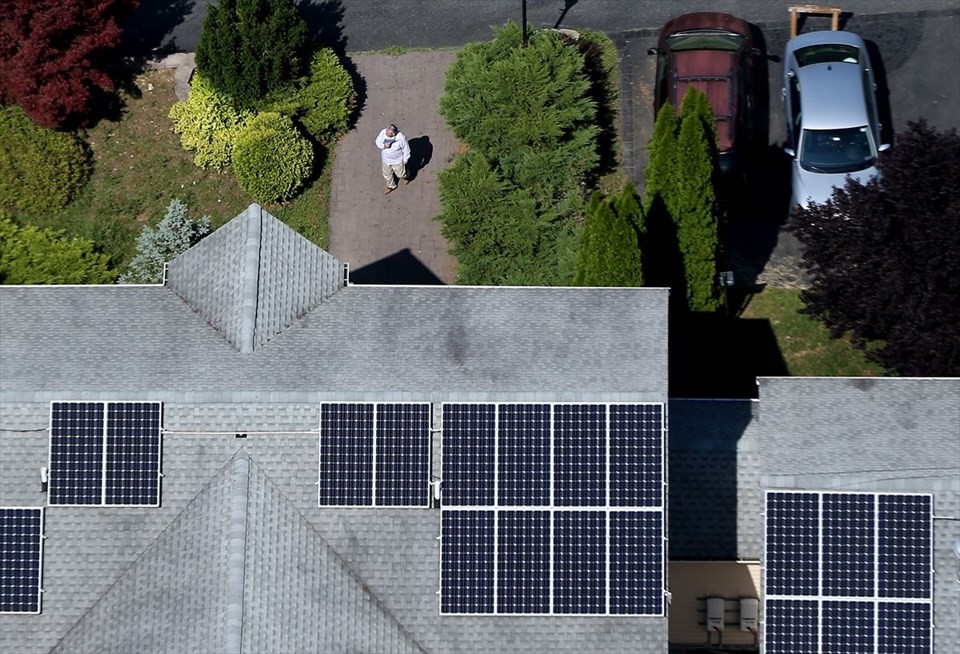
[232,112,314,203]
[168,73,252,169]
[262,48,357,144]
[0,105,91,215]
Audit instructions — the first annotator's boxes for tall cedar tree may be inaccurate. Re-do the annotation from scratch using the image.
[0,0,139,129]
[195,0,309,109]
[574,184,644,286]
[644,102,679,211]
[790,120,960,375]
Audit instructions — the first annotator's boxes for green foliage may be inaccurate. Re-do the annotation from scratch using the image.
[0,105,91,215]
[574,184,644,286]
[436,22,603,285]
[262,48,357,143]
[119,198,211,284]
[168,73,253,169]
[644,102,678,210]
[195,0,309,109]
[232,112,314,203]
[0,217,114,284]
[674,88,721,312]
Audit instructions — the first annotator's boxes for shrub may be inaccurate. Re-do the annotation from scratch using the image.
[232,112,314,203]
[195,0,309,109]
[168,73,253,169]
[0,105,91,215]
[262,48,357,144]
[0,0,139,129]
[0,217,115,284]
[574,184,644,287]
[119,199,211,284]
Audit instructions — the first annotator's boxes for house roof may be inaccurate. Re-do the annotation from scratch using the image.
[0,206,670,654]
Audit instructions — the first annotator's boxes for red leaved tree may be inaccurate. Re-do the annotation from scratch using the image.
[0,0,139,129]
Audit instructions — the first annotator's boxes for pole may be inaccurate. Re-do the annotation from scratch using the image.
[522,0,528,47]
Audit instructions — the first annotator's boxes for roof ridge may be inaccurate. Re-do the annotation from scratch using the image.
[224,453,250,653]
[238,205,262,354]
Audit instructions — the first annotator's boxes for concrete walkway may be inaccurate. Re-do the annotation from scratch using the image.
[328,52,459,285]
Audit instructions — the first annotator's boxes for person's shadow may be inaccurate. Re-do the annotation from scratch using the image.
[406,136,433,182]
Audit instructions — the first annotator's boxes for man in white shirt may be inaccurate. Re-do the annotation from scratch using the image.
[375,123,411,195]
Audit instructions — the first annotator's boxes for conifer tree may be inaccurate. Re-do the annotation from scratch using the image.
[119,199,210,284]
[195,0,309,109]
[574,184,644,286]
[644,102,679,211]
[0,0,139,128]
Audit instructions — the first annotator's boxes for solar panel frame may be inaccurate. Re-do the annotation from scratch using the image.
[104,402,163,507]
[374,403,431,507]
[441,403,496,507]
[497,404,551,507]
[763,490,934,654]
[439,402,666,617]
[48,402,105,505]
[318,403,374,506]
[440,510,495,614]
[553,404,606,507]
[0,507,44,614]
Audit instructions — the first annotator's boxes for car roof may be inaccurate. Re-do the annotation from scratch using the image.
[661,12,752,40]
[785,29,867,52]
[795,63,870,130]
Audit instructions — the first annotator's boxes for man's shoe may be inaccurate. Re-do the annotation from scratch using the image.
[384,187,395,195]
[402,178,411,186]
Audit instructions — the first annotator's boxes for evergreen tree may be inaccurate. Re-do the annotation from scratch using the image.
[0,217,115,284]
[195,0,309,109]
[0,0,139,128]
[790,120,960,375]
[119,199,211,284]
[644,102,679,211]
[674,87,721,312]
[574,184,644,286]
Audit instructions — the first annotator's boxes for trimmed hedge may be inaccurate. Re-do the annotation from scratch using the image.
[0,105,91,215]
[168,73,252,169]
[232,112,314,203]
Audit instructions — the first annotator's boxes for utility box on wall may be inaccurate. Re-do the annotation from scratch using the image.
[706,597,725,633]
[740,597,759,632]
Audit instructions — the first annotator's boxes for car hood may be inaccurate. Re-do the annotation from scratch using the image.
[793,164,879,208]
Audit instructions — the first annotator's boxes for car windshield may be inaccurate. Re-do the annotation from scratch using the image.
[667,30,745,52]
[799,127,875,173]
[795,44,860,66]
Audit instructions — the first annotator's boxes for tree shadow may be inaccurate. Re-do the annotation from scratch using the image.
[406,136,434,181]
[116,0,195,60]
[350,249,445,285]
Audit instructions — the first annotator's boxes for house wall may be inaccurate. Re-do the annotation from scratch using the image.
[668,561,760,647]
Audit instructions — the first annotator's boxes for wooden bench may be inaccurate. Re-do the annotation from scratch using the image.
[789,5,842,37]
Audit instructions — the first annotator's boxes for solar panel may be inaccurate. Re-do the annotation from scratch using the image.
[497,510,550,613]
[497,404,550,506]
[105,402,162,506]
[439,402,665,616]
[441,404,495,506]
[0,508,43,614]
[440,510,494,614]
[554,405,605,506]
[764,491,933,654]
[610,404,662,507]
[375,403,430,507]
[318,403,374,506]
[49,402,104,505]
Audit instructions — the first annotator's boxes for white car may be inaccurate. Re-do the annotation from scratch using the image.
[782,31,891,208]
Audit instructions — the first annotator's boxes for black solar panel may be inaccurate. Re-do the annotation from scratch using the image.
[441,404,495,506]
[497,404,550,506]
[0,508,43,614]
[49,402,104,505]
[497,510,550,613]
[105,402,162,506]
[554,405,605,506]
[318,403,374,506]
[440,402,665,616]
[610,404,662,507]
[609,510,662,615]
[375,403,430,507]
[440,510,494,614]
[764,491,933,654]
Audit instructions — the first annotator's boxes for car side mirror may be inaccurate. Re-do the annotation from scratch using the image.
[647,47,662,56]
[878,143,891,152]
[783,147,796,158]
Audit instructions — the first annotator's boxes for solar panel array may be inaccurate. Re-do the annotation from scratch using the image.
[440,403,665,615]
[0,508,43,614]
[318,403,430,507]
[49,402,162,506]
[764,491,933,654]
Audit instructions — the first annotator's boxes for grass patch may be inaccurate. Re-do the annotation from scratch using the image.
[12,68,331,271]
[741,288,885,377]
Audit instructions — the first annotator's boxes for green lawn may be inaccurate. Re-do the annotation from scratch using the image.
[15,68,330,271]
[741,288,885,377]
